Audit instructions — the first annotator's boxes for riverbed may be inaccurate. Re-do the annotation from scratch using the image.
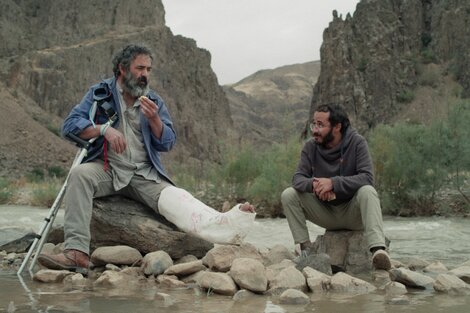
[1,206,469,312]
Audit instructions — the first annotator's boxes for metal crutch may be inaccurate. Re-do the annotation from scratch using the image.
[17,87,114,277]
[17,134,96,276]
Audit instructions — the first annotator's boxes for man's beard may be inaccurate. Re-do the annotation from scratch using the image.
[314,128,335,148]
[122,71,149,98]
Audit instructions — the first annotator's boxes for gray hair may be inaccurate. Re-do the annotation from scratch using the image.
[112,44,153,77]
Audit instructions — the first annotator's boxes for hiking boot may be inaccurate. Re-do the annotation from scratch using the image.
[38,249,93,274]
[372,249,391,270]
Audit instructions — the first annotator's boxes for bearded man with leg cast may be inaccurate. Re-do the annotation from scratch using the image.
[38,44,255,273]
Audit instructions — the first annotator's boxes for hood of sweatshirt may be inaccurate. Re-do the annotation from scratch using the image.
[316,127,357,162]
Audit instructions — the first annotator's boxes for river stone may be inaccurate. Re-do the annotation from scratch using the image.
[202,243,263,272]
[93,270,141,289]
[229,258,268,293]
[295,252,332,275]
[302,266,331,293]
[198,272,238,296]
[155,292,175,307]
[279,289,310,305]
[262,244,295,266]
[233,289,257,301]
[180,270,206,284]
[309,230,388,273]
[63,273,87,289]
[433,274,470,295]
[384,281,407,295]
[158,275,186,288]
[389,268,435,289]
[423,261,448,273]
[156,274,177,282]
[164,260,206,276]
[329,272,376,294]
[405,257,430,271]
[175,254,198,264]
[141,251,173,276]
[90,196,213,259]
[268,266,307,293]
[33,269,73,283]
[449,266,470,283]
[91,245,142,266]
[0,229,36,253]
[266,259,296,283]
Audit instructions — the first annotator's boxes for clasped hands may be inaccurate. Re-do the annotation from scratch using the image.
[313,177,336,201]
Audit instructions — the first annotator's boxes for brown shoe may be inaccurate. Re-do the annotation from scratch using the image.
[38,249,93,274]
[372,249,392,270]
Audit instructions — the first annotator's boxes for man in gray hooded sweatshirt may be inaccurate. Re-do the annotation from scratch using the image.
[281,103,391,270]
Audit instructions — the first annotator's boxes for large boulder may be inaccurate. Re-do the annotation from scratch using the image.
[310,230,389,273]
[88,196,214,259]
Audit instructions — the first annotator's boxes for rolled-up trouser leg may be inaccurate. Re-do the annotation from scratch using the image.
[64,161,115,254]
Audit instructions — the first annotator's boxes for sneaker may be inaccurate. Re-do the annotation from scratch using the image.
[372,249,391,270]
[38,249,93,275]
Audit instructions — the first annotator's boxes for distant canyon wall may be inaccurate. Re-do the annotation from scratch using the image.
[0,0,233,172]
[310,0,469,131]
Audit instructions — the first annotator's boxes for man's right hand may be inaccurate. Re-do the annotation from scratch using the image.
[104,127,127,154]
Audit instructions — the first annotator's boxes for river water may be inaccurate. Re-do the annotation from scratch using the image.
[1,206,469,313]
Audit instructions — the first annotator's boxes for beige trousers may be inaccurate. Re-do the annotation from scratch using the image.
[281,185,385,250]
[63,160,171,254]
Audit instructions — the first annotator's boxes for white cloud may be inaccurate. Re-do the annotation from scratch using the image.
[162,0,359,84]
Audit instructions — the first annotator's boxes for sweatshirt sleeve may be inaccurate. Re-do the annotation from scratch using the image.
[292,141,315,193]
[330,137,374,199]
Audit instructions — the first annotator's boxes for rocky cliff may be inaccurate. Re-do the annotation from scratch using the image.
[310,0,469,132]
[0,0,233,177]
[224,61,321,145]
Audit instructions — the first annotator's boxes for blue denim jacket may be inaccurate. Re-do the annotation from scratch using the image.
[62,77,176,182]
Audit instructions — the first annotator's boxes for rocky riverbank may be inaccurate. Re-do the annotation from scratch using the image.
[3,239,470,306]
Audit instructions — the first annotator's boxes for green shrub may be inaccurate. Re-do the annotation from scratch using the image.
[30,181,61,207]
[26,168,45,183]
[418,66,440,87]
[369,101,470,215]
[397,89,415,103]
[47,166,66,178]
[357,58,367,72]
[421,48,436,64]
[172,137,303,211]
[0,178,13,204]
[421,32,432,48]
[46,123,61,137]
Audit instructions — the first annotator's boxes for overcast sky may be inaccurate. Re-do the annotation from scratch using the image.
[162,0,360,85]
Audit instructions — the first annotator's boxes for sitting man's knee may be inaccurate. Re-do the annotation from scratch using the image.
[281,187,297,205]
[357,185,378,199]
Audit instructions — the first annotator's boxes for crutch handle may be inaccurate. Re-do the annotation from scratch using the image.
[66,133,91,149]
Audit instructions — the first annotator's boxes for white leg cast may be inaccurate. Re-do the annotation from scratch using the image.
[158,186,256,244]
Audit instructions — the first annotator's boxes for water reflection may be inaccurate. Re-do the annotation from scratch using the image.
[2,269,470,313]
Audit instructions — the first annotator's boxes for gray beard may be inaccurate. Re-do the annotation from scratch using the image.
[122,72,149,98]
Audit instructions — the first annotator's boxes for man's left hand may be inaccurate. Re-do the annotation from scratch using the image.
[140,96,159,120]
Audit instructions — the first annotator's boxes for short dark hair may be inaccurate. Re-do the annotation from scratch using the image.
[112,44,153,77]
[314,104,350,134]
